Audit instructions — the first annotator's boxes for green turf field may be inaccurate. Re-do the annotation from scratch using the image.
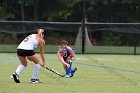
[0,53,140,93]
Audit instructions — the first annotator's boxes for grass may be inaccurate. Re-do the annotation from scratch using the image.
[1,44,140,54]
[0,53,140,93]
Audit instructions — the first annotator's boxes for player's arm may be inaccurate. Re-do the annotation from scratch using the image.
[67,46,76,61]
[57,51,68,66]
[39,38,45,68]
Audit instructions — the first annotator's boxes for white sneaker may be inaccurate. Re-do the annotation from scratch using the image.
[65,74,71,78]
[30,78,42,83]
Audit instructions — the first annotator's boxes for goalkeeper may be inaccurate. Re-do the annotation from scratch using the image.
[57,40,77,78]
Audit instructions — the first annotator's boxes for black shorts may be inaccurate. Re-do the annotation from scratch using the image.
[17,49,35,56]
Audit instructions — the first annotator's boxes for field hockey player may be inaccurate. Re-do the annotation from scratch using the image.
[57,40,77,78]
[11,29,45,83]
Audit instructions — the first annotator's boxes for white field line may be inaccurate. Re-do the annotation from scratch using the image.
[92,76,120,78]
[94,58,112,61]
[46,57,112,62]
[78,72,109,74]
[76,57,88,60]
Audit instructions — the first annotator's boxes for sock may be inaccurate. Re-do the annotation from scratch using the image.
[15,64,25,75]
[32,64,40,79]
[66,60,72,75]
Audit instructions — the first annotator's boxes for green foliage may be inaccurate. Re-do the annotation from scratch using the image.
[45,31,74,45]
[102,32,140,46]
[0,0,139,22]
[0,33,18,44]
[0,6,14,20]
[18,0,34,6]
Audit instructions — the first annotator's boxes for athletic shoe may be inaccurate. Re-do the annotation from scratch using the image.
[12,73,20,83]
[65,74,71,78]
[70,67,77,77]
[30,78,42,83]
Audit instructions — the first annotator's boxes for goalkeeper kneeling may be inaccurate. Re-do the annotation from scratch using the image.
[57,40,77,78]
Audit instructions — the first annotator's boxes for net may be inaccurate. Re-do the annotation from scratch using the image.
[0,21,140,54]
[0,21,81,53]
[75,26,93,47]
[0,21,81,33]
[87,22,140,34]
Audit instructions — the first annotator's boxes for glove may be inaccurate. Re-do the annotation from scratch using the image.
[66,63,70,68]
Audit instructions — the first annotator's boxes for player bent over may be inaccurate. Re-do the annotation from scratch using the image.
[11,29,45,83]
[57,40,77,78]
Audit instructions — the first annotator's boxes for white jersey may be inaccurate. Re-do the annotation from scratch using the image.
[17,34,39,50]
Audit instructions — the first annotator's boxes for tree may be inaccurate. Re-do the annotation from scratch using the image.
[0,1,14,20]
[17,0,34,20]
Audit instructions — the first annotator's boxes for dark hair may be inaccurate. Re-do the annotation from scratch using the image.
[60,40,68,46]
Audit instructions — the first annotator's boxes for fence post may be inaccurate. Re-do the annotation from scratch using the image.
[82,0,87,54]
[134,35,137,55]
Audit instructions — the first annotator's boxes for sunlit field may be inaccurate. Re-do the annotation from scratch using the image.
[0,53,140,93]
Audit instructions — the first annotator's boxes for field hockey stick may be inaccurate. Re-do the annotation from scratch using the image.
[46,67,65,77]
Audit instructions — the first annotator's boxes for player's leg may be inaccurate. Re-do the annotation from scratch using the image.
[62,61,71,77]
[65,59,77,77]
[27,54,41,83]
[16,56,27,75]
[65,60,73,78]
[63,57,77,78]
[12,56,27,83]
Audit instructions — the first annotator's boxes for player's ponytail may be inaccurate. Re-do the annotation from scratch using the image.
[37,29,44,38]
